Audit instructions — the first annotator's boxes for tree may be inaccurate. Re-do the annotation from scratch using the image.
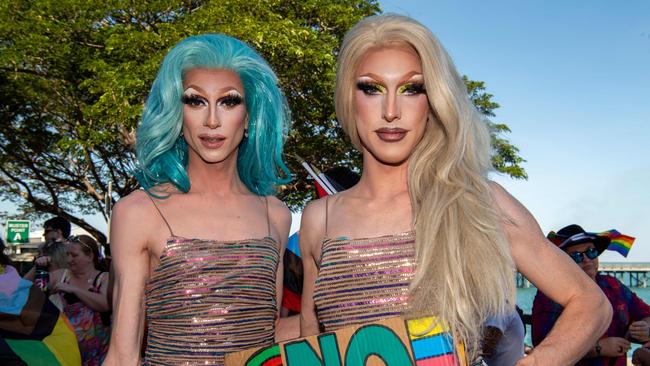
[0,0,525,244]
[464,76,527,179]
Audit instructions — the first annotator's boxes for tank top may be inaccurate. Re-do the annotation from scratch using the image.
[313,197,417,332]
[144,196,279,366]
[58,269,111,365]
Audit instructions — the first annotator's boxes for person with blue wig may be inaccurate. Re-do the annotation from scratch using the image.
[104,34,292,366]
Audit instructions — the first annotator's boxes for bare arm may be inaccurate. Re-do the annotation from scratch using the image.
[51,273,110,312]
[490,182,612,366]
[103,195,151,366]
[299,200,325,337]
[23,265,36,281]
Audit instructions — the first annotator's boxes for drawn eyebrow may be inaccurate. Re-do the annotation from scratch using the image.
[183,87,202,96]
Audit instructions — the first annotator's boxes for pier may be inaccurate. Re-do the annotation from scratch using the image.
[599,263,650,288]
[516,263,650,288]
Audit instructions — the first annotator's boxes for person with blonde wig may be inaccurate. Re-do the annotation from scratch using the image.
[299,13,611,365]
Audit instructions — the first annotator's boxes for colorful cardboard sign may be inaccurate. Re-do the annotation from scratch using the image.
[225,316,467,366]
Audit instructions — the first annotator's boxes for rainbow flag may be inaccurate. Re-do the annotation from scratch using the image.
[1,265,81,366]
[599,229,636,257]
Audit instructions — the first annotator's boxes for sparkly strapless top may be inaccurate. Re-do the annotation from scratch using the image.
[144,236,279,366]
[313,231,416,332]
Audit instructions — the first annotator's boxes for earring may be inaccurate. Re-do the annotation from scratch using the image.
[244,129,249,138]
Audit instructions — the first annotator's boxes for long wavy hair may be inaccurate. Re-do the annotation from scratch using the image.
[335,14,515,359]
[135,34,291,195]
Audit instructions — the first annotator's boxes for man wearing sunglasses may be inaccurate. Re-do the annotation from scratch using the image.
[23,216,71,282]
[531,224,650,366]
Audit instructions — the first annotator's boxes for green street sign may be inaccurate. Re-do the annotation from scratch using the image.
[6,220,30,244]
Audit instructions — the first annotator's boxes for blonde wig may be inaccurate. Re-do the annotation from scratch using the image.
[335,13,516,359]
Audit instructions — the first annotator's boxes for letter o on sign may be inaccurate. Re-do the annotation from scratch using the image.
[345,325,413,366]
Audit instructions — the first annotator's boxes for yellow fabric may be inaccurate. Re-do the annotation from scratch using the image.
[42,314,81,366]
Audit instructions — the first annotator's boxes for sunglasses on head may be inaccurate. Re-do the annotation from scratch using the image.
[568,247,599,264]
[67,235,94,250]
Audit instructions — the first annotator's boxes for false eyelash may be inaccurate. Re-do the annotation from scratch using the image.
[181,94,205,106]
[218,92,244,107]
[400,82,426,95]
[356,81,384,94]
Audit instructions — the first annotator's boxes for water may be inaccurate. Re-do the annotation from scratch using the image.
[516,265,650,358]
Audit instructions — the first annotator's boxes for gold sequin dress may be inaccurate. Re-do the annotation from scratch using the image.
[313,231,417,332]
[143,197,278,365]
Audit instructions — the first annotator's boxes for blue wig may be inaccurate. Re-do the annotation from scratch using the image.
[135,34,291,196]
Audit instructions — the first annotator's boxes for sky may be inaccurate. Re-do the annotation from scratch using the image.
[2,1,649,261]
[378,0,650,261]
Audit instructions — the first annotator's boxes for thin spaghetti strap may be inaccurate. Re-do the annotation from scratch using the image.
[325,196,329,238]
[60,269,69,284]
[264,196,271,237]
[92,271,105,289]
[146,193,175,237]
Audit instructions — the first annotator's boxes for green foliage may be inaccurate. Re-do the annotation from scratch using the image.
[463,76,527,180]
[0,0,524,242]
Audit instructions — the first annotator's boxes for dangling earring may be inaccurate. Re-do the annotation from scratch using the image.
[244,129,249,138]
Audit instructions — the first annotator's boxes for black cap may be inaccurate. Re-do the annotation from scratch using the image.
[547,224,611,255]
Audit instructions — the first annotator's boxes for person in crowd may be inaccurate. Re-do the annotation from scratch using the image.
[482,309,525,365]
[299,13,611,365]
[0,238,11,266]
[48,234,110,365]
[532,224,650,366]
[42,216,71,243]
[23,216,70,281]
[1,237,82,366]
[104,34,292,366]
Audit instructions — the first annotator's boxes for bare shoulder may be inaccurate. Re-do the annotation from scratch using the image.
[50,268,65,282]
[299,196,331,255]
[113,184,180,214]
[112,189,154,217]
[301,196,327,232]
[266,195,291,224]
[488,181,534,227]
[301,190,347,225]
[489,181,519,210]
[111,190,159,251]
[266,195,291,241]
[488,180,546,251]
